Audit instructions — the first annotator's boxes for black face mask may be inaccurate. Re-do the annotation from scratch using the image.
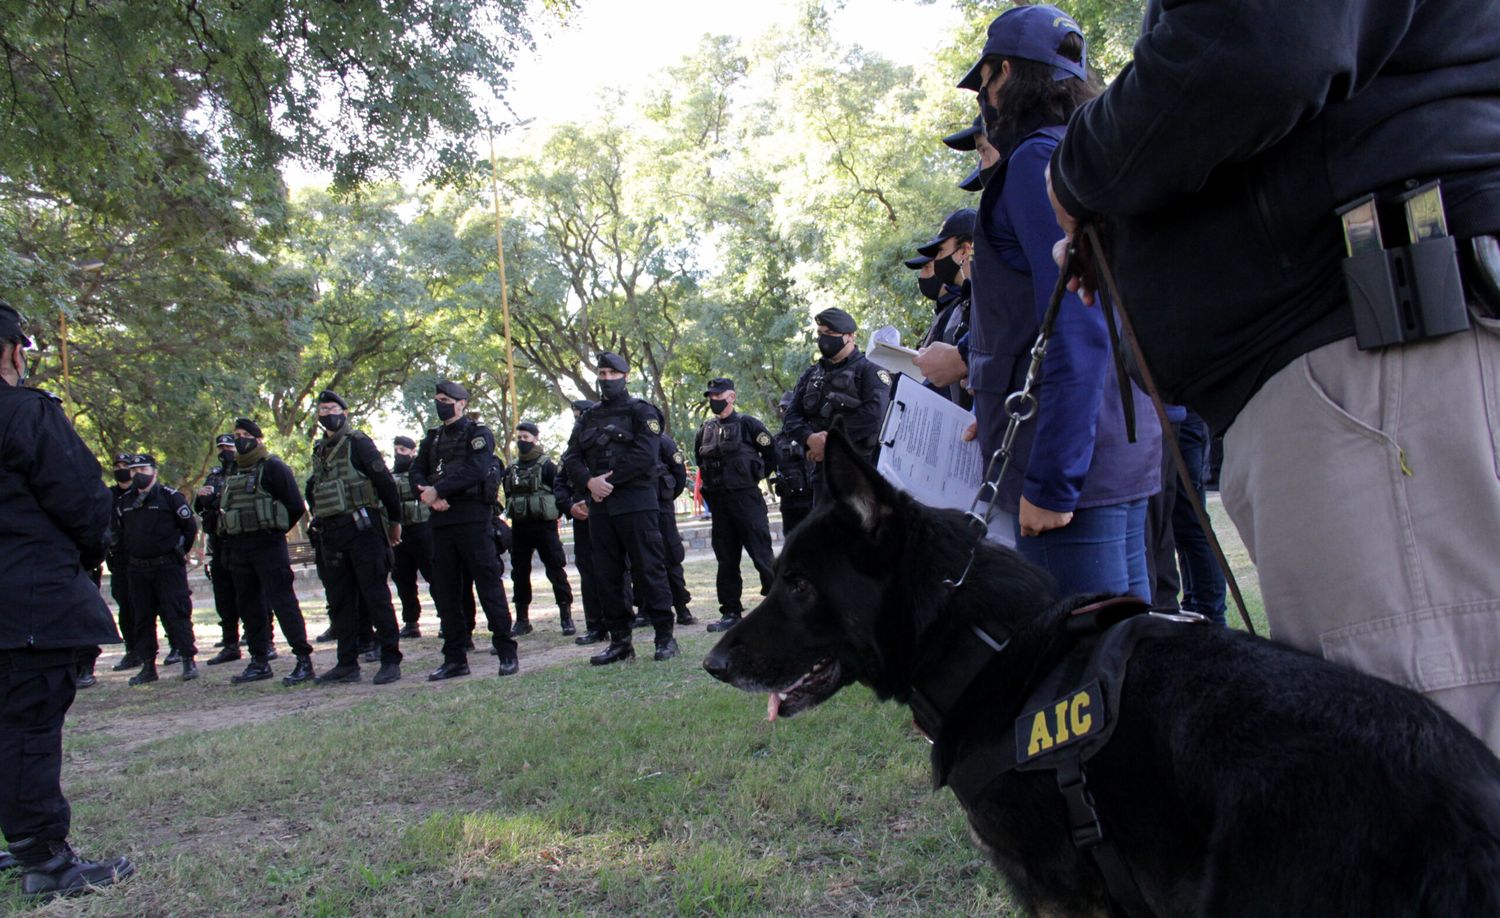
[132,472,154,490]
[708,397,729,415]
[435,400,457,422]
[918,274,945,302]
[979,161,1001,187]
[817,334,846,360]
[113,468,132,484]
[318,413,346,433]
[218,449,235,465]
[393,455,413,473]
[235,437,258,455]
[933,252,963,287]
[599,377,628,401]
[518,441,538,456]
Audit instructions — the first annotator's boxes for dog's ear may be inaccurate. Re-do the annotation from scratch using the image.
[823,424,896,534]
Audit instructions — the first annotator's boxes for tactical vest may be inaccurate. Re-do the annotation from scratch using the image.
[430,421,500,506]
[394,471,431,525]
[506,459,559,522]
[218,461,292,536]
[309,431,381,520]
[698,415,763,491]
[577,401,640,474]
[772,433,812,498]
[800,360,871,448]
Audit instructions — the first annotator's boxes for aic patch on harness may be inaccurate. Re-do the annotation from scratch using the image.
[1018,680,1102,761]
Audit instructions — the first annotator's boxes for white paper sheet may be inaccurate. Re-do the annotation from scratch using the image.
[875,375,984,513]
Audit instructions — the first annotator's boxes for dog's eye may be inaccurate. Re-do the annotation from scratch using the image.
[790,577,812,595]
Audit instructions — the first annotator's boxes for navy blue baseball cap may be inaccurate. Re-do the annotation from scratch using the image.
[0,300,32,347]
[942,117,983,152]
[903,254,932,270]
[916,208,979,257]
[959,5,1087,90]
[958,166,984,193]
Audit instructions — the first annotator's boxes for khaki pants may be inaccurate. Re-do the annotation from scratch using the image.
[1221,313,1500,754]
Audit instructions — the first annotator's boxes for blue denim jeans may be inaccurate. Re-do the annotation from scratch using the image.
[1172,412,1227,623]
[1016,499,1150,600]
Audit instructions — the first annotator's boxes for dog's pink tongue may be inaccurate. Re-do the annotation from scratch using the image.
[767,692,781,721]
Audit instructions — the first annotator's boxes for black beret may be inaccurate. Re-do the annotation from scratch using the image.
[814,308,857,335]
[779,390,795,409]
[516,421,540,435]
[595,351,629,373]
[393,435,416,449]
[0,300,31,348]
[234,418,264,439]
[435,380,470,401]
[570,399,598,414]
[316,389,347,409]
[214,434,236,447]
[704,377,734,395]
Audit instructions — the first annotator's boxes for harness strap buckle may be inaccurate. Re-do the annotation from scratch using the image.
[1057,763,1105,849]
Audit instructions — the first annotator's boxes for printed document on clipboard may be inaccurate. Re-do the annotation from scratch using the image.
[875,375,984,512]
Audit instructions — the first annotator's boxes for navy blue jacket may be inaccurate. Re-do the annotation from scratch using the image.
[971,127,1160,514]
[0,383,121,649]
[1052,0,1500,431]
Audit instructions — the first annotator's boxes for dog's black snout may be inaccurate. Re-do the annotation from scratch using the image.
[702,647,732,683]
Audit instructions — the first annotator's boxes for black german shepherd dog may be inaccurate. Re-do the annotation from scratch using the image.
[703,431,1500,917]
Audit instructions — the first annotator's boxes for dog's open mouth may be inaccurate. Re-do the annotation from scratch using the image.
[766,658,843,721]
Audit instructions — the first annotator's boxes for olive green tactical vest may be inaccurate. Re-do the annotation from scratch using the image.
[219,461,292,536]
[309,431,380,520]
[395,471,432,525]
[506,459,559,522]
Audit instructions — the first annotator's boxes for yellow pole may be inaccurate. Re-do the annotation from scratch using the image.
[490,132,518,462]
[59,310,71,406]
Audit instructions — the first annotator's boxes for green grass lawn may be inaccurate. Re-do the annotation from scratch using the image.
[3,505,1260,916]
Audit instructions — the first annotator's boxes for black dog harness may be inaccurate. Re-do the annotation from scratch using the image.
[909,597,1209,918]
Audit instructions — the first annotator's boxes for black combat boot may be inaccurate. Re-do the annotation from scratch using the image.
[630,612,650,628]
[75,659,97,689]
[205,645,242,665]
[574,629,606,645]
[675,606,697,626]
[314,628,335,643]
[231,657,273,684]
[373,662,402,685]
[110,653,141,672]
[399,622,421,638]
[181,657,199,682]
[127,661,158,686]
[0,850,18,872]
[705,612,741,633]
[12,838,134,901]
[510,610,533,637]
[427,660,470,681]
[589,638,635,666]
[163,647,181,666]
[314,663,360,685]
[558,605,577,636]
[654,638,680,661]
[496,647,519,677]
[282,654,316,686]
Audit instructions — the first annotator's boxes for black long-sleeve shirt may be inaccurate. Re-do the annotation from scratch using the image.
[118,484,198,559]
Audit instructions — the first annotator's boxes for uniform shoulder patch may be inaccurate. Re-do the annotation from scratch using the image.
[756,431,772,446]
[177,504,193,519]
[647,419,661,434]
[672,451,683,464]
[877,369,892,386]
[471,436,487,451]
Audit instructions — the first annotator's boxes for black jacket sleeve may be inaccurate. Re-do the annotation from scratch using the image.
[262,458,307,532]
[782,364,816,447]
[170,489,199,549]
[541,458,558,490]
[843,357,891,449]
[409,428,438,489]
[8,395,113,560]
[660,435,687,499]
[748,416,778,477]
[563,421,592,490]
[350,432,402,522]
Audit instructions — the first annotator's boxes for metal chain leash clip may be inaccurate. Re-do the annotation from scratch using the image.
[945,242,1079,592]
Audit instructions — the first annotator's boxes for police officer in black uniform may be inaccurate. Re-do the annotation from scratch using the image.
[219,418,318,686]
[411,380,518,680]
[782,308,892,495]
[564,353,678,664]
[0,301,133,898]
[390,435,434,638]
[502,422,575,636]
[196,434,247,664]
[556,400,607,645]
[912,208,976,408]
[117,454,200,684]
[653,429,696,626]
[306,391,405,686]
[105,452,142,671]
[696,378,778,632]
[770,391,815,536]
